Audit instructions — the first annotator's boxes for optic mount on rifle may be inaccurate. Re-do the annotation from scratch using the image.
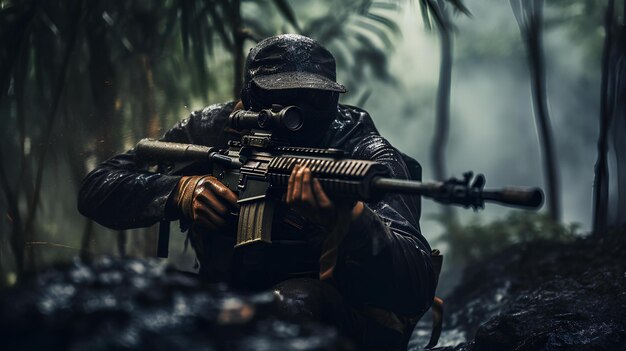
[229,105,304,149]
[229,105,303,132]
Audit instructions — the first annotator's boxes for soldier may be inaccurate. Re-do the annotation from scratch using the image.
[78,34,436,349]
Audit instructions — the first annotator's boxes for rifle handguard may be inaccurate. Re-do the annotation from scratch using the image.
[266,156,389,200]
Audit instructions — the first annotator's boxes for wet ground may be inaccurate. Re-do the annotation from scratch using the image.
[410,227,626,350]
[0,257,346,350]
[2,229,625,350]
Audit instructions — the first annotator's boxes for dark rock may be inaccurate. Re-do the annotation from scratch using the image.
[0,257,343,351]
[423,228,626,350]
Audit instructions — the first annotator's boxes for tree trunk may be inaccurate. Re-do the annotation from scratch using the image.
[21,0,82,272]
[8,28,31,275]
[619,2,626,223]
[528,31,560,223]
[612,109,626,226]
[85,4,118,255]
[593,0,615,234]
[430,1,456,221]
[0,149,25,277]
[598,0,626,232]
[612,1,626,227]
[512,0,561,222]
[87,10,118,161]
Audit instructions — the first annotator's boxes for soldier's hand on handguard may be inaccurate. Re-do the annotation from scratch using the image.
[173,176,239,232]
[285,165,364,228]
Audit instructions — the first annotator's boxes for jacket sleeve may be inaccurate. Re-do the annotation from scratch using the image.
[78,101,237,230]
[333,135,436,317]
[77,114,201,230]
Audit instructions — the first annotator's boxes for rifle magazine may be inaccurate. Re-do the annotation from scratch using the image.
[235,199,275,247]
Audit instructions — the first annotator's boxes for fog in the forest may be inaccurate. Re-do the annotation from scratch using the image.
[343,0,600,243]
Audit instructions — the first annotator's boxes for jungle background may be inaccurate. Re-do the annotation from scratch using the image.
[0,0,625,347]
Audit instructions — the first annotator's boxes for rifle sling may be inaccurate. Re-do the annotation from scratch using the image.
[157,220,170,258]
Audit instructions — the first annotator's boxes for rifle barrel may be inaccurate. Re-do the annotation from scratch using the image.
[372,177,442,197]
[372,177,544,209]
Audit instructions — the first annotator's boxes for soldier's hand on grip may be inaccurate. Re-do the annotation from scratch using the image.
[174,175,239,232]
[285,165,363,228]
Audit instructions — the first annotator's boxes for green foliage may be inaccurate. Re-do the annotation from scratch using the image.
[297,0,403,93]
[436,211,580,265]
[415,0,471,31]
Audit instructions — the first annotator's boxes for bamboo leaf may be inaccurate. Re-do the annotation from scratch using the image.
[448,0,471,16]
[304,17,342,43]
[245,17,274,40]
[418,0,433,30]
[356,0,374,15]
[205,0,233,50]
[370,1,399,11]
[365,12,400,34]
[353,17,394,49]
[353,33,389,78]
[159,2,179,48]
[425,0,446,31]
[271,0,301,32]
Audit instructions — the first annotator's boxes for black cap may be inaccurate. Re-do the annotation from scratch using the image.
[243,34,347,93]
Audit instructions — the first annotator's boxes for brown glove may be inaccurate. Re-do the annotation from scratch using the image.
[284,164,364,281]
[174,175,239,232]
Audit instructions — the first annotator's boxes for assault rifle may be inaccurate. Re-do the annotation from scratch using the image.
[136,105,544,257]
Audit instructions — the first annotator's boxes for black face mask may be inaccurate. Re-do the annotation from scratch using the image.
[245,86,339,146]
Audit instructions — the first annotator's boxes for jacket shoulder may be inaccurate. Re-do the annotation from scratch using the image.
[325,104,380,151]
[336,104,380,133]
[162,101,236,146]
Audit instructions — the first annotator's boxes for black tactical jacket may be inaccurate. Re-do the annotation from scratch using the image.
[78,102,436,317]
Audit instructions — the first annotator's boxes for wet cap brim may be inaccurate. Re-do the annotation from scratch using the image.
[252,71,347,93]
